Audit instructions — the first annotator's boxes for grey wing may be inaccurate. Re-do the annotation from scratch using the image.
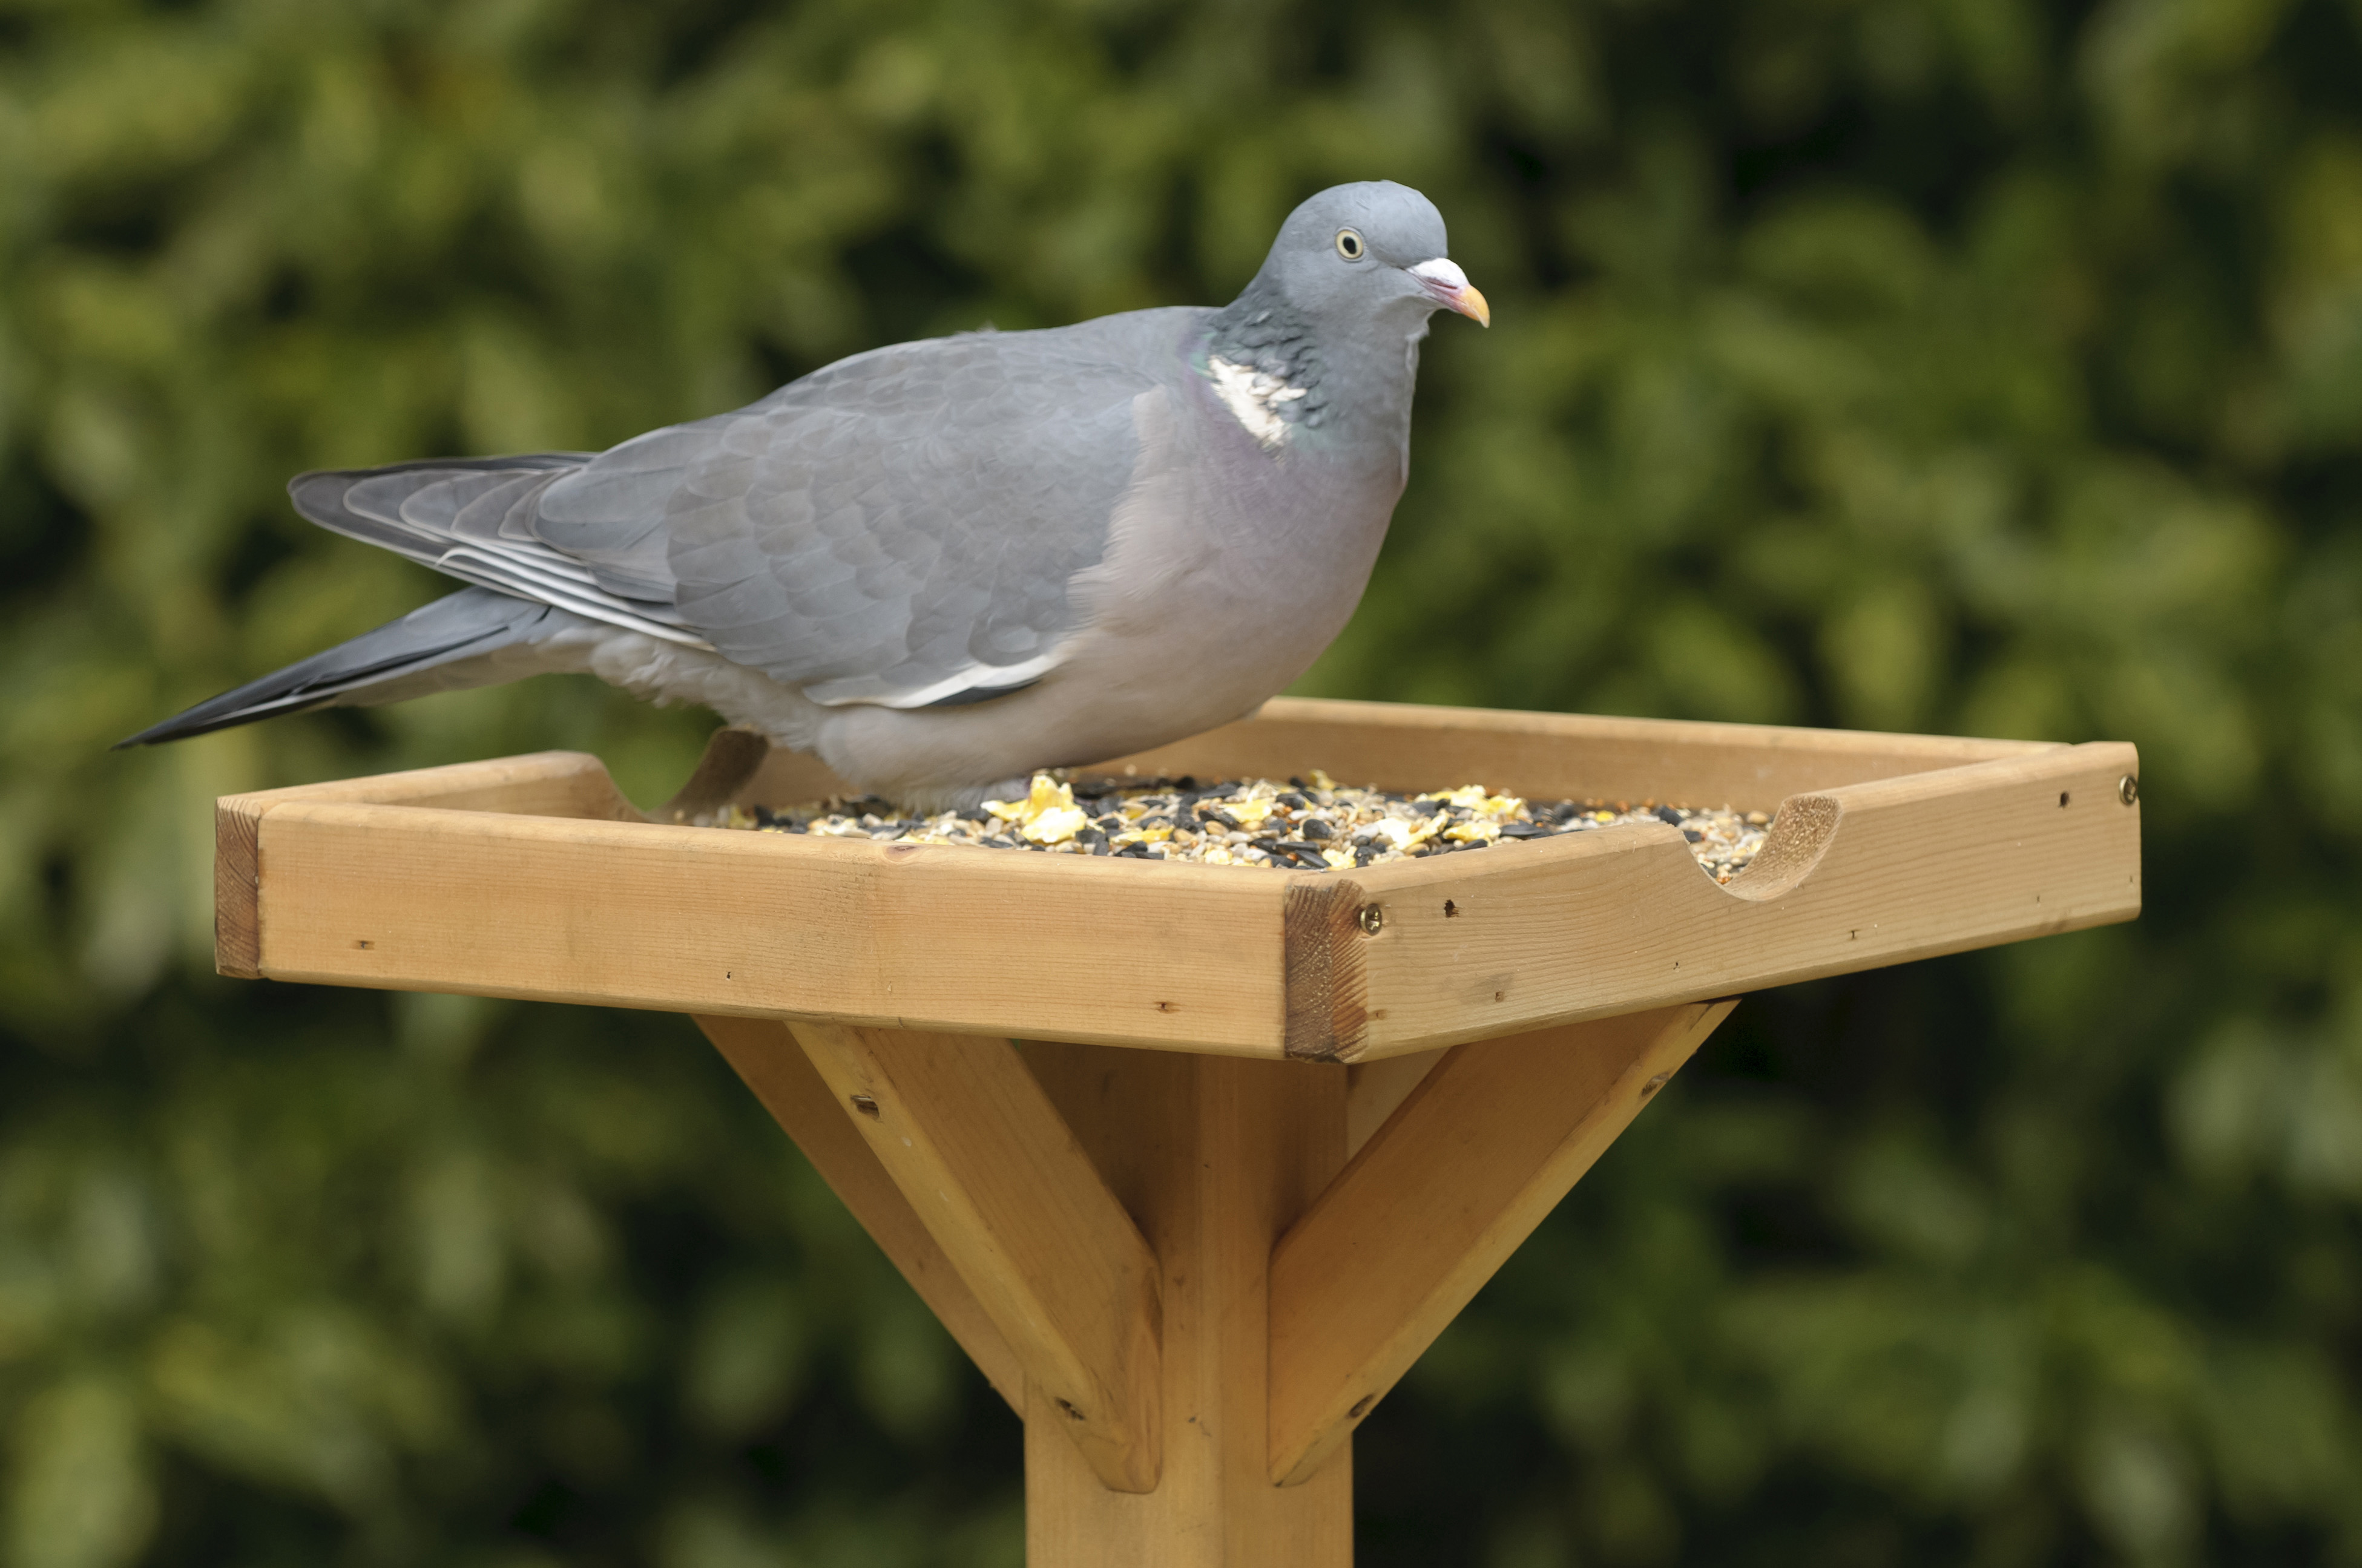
[289,453,714,649]
[530,330,1154,707]
[287,327,1160,707]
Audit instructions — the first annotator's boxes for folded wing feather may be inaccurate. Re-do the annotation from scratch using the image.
[289,323,1161,708]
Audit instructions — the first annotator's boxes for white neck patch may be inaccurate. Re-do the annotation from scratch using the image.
[1206,356,1307,451]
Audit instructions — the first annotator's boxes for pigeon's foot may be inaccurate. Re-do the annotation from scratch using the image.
[886,776,1033,816]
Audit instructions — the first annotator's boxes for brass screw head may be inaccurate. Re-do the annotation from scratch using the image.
[2119,775,2140,806]
[1357,903,1384,936]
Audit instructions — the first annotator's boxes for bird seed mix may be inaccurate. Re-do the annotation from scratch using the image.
[703,771,1775,883]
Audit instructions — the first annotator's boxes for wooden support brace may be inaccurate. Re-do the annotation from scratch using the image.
[789,1022,1164,1493]
[691,1016,1023,1411]
[1267,999,1736,1485]
[1021,1046,1352,1567]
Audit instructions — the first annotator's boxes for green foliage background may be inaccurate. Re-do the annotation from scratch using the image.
[4,0,2361,1563]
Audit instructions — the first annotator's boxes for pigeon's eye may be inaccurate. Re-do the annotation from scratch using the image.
[1334,228,1366,261]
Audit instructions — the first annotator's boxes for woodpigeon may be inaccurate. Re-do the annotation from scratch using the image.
[122,181,1489,807]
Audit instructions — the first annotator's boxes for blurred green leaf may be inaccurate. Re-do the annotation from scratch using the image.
[3,0,2359,1562]
[4,1376,154,1568]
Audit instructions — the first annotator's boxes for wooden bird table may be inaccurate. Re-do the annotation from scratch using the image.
[210,697,2140,1564]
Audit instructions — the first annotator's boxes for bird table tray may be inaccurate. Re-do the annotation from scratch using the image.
[210,696,2140,1565]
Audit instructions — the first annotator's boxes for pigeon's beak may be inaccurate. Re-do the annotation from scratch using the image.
[1408,257,1490,327]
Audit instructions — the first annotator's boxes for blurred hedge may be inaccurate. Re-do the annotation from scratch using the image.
[4,0,2360,1564]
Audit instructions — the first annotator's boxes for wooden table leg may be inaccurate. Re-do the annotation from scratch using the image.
[696,1007,1729,1564]
[1022,1045,1352,1568]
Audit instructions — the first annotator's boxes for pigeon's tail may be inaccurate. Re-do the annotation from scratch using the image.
[115,586,568,748]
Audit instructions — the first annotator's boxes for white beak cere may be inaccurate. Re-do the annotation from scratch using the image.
[1407,257,1491,327]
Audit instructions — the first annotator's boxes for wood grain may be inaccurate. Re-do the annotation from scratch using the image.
[213,750,640,980]
[790,1023,1162,1493]
[1267,1000,1735,1485]
[223,706,2138,1061]
[1345,1049,1445,1160]
[197,700,2151,1563]
[1022,1045,1351,1567]
[691,1015,1022,1411]
[1281,877,1369,1060]
[1094,695,2058,810]
[1310,740,2140,1058]
[240,740,2134,1057]
[214,797,266,979]
[252,803,1289,1053]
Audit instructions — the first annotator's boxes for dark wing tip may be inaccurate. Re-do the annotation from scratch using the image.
[111,586,555,752]
[111,685,326,749]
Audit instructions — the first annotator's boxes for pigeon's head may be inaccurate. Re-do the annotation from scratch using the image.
[1250,181,1489,333]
